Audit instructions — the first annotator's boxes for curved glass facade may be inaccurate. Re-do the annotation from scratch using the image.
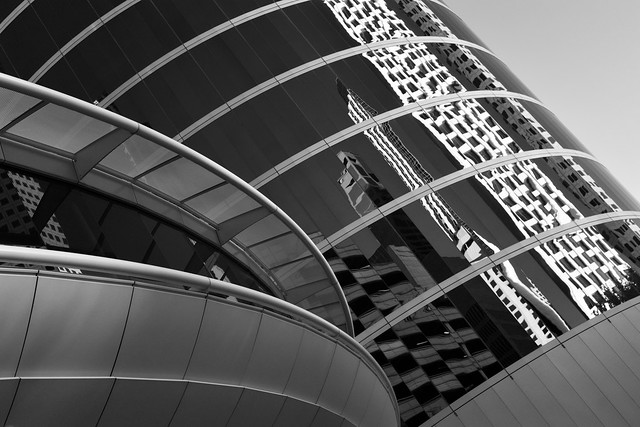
[1,1,639,425]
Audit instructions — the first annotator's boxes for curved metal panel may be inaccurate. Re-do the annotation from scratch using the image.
[185,299,262,385]
[425,296,640,427]
[284,328,337,404]
[97,378,186,427]
[169,382,243,427]
[17,275,131,377]
[242,314,305,394]
[226,389,287,427]
[6,378,113,427]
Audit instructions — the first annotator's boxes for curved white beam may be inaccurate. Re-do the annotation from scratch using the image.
[356,211,640,345]
[249,90,549,189]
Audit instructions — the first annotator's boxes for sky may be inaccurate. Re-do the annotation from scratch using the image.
[443,0,640,204]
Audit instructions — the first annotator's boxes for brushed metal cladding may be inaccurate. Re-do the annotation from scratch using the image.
[0,268,399,427]
[424,297,640,427]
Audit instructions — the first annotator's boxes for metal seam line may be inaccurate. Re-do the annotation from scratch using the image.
[425,296,640,427]
[0,0,32,34]
[29,0,143,83]
[356,211,640,345]
[315,148,599,253]
[248,90,548,189]
[174,36,500,141]
[0,72,353,337]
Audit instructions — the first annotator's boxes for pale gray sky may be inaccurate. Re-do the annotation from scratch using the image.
[444,0,640,204]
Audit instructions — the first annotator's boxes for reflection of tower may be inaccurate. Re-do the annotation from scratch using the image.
[393,0,640,274]
[324,0,631,320]
[338,148,559,345]
[338,150,439,293]
[0,168,79,273]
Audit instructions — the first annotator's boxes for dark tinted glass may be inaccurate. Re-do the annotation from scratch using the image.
[188,28,273,100]
[0,7,57,78]
[0,0,23,21]
[234,9,319,76]
[0,165,271,294]
[281,1,359,56]
[139,54,225,131]
[62,27,136,101]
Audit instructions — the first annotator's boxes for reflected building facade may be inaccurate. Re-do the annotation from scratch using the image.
[1,0,640,426]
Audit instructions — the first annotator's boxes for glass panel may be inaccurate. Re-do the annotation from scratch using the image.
[139,53,225,132]
[63,26,137,101]
[109,82,180,137]
[235,214,290,247]
[272,256,326,289]
[235,9,319,76]
[185,184,261,224]
[104,1,182,72]
[249,232,311,269]
[467,48,537,97]
[99,134,176,178]
[283,2,359,56]
[153,0,227,42]
[516,99,591,153]
[138,157,224,201]
[7,104,116,153]
[265,163,357,237]
[431,179,522,252]
[185,85,322,183]
[188,27,273,101]
[0,89,40,129]
[425,2,490,49]
[570,157,640,212]
[338,113,463,182]
[32,0,99,48]
[0,7,58,78]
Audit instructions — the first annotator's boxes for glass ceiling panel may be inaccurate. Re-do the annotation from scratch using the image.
[0,88,40,129]
[99,134,176,177]
[249,232,311,268]
[7,103,116,152]
[185,184,261,224]
[138,157,225,201]
[272,256,326,289]
[235,214,290,247]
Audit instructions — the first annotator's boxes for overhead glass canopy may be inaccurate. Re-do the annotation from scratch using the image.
[0,73,352,335]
